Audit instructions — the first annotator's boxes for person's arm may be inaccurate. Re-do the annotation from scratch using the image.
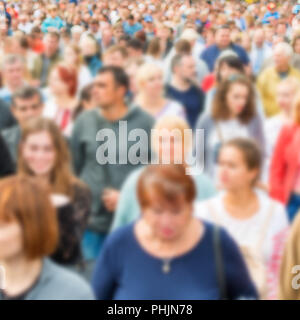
[0,134,15,178]
[110,170,141,231]
[220,228,258,300]
[70,116,85,175]
[92,235,118,300]
[269,126,289,203]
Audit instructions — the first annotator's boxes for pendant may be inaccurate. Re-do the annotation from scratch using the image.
[162,259,171,274]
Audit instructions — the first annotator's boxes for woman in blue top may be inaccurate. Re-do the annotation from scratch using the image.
[92,164,257,300]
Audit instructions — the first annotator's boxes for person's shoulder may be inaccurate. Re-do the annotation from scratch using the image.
[128,105,155,126]
[123,166,144,186]
[280,121,299,137]
[41,259,94,300]
[104,224,134,250]
[202,44,217,54]
[1,125,19,140]
[74,108,99,126]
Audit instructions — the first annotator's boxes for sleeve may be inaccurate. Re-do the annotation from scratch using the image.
[0,134,15,178]
[70,116,85,175]
[220,228,258,300]
[110,171,141,231]
[91,236,119,300]
[269,126,289,203]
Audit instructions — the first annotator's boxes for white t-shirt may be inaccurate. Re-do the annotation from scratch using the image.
[195,189,289,299]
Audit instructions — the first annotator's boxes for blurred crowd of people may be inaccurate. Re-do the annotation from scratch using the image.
[1,0,300,300]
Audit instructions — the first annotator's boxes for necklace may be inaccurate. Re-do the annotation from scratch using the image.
[162,258,172,274]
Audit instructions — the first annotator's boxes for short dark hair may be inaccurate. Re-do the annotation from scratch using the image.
[12,86,42,108]
[98,66,129,92]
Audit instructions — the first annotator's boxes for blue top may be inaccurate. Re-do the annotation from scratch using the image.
[165,84,204,129]
[262,11,280,25]
[201,44,250,72]
[41,16,66,33]
[123,22,143,36]
[92,222,258,300]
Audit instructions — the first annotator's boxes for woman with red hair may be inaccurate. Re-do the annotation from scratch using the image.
[43,63,78,136]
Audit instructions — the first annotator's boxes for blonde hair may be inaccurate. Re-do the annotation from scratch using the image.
[152,115,192,157]
[136,63,163,91]
[277,77,300,94]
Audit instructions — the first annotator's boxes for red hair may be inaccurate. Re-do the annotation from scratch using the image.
[56,65,78,97]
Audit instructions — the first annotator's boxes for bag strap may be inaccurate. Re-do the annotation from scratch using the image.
[213,225,228,300]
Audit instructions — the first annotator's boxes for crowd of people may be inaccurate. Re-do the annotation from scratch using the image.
[1,0,300,300]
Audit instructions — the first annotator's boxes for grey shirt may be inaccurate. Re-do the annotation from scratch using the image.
[0,259,94,300]
[71,106,154,233]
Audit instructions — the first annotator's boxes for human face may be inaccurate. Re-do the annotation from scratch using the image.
[0,220,23,260]
[103,51,125,68]
[226,83,249,117]
[215,28,231,49]
[178,56,197,82]
[142,70,164,97]
[93,72,123,109]
[218,146,257,190]
[218,63,241,81]
[154,129,187,164]
[64,46,78,65]
[277,83,296,113]
[22,131,56,177]
[143,193,193,241]
[44,35,59,57]
[4,61,24,88]
[49,69,69,96]
[253,30,265,47]
[12,95,43,127]
[49,8,57,19]
[273,48,289,71]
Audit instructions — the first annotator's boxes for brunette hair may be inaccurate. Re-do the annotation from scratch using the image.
[18,118,81,198]
[222,137,262,183]
[212,75,256,124]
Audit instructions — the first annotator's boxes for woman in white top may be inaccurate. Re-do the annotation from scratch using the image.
[196,138,289,299]
[43,63,78,137]
[134,62,186,120]
[195,75,265,179]
[63,44,93,92]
